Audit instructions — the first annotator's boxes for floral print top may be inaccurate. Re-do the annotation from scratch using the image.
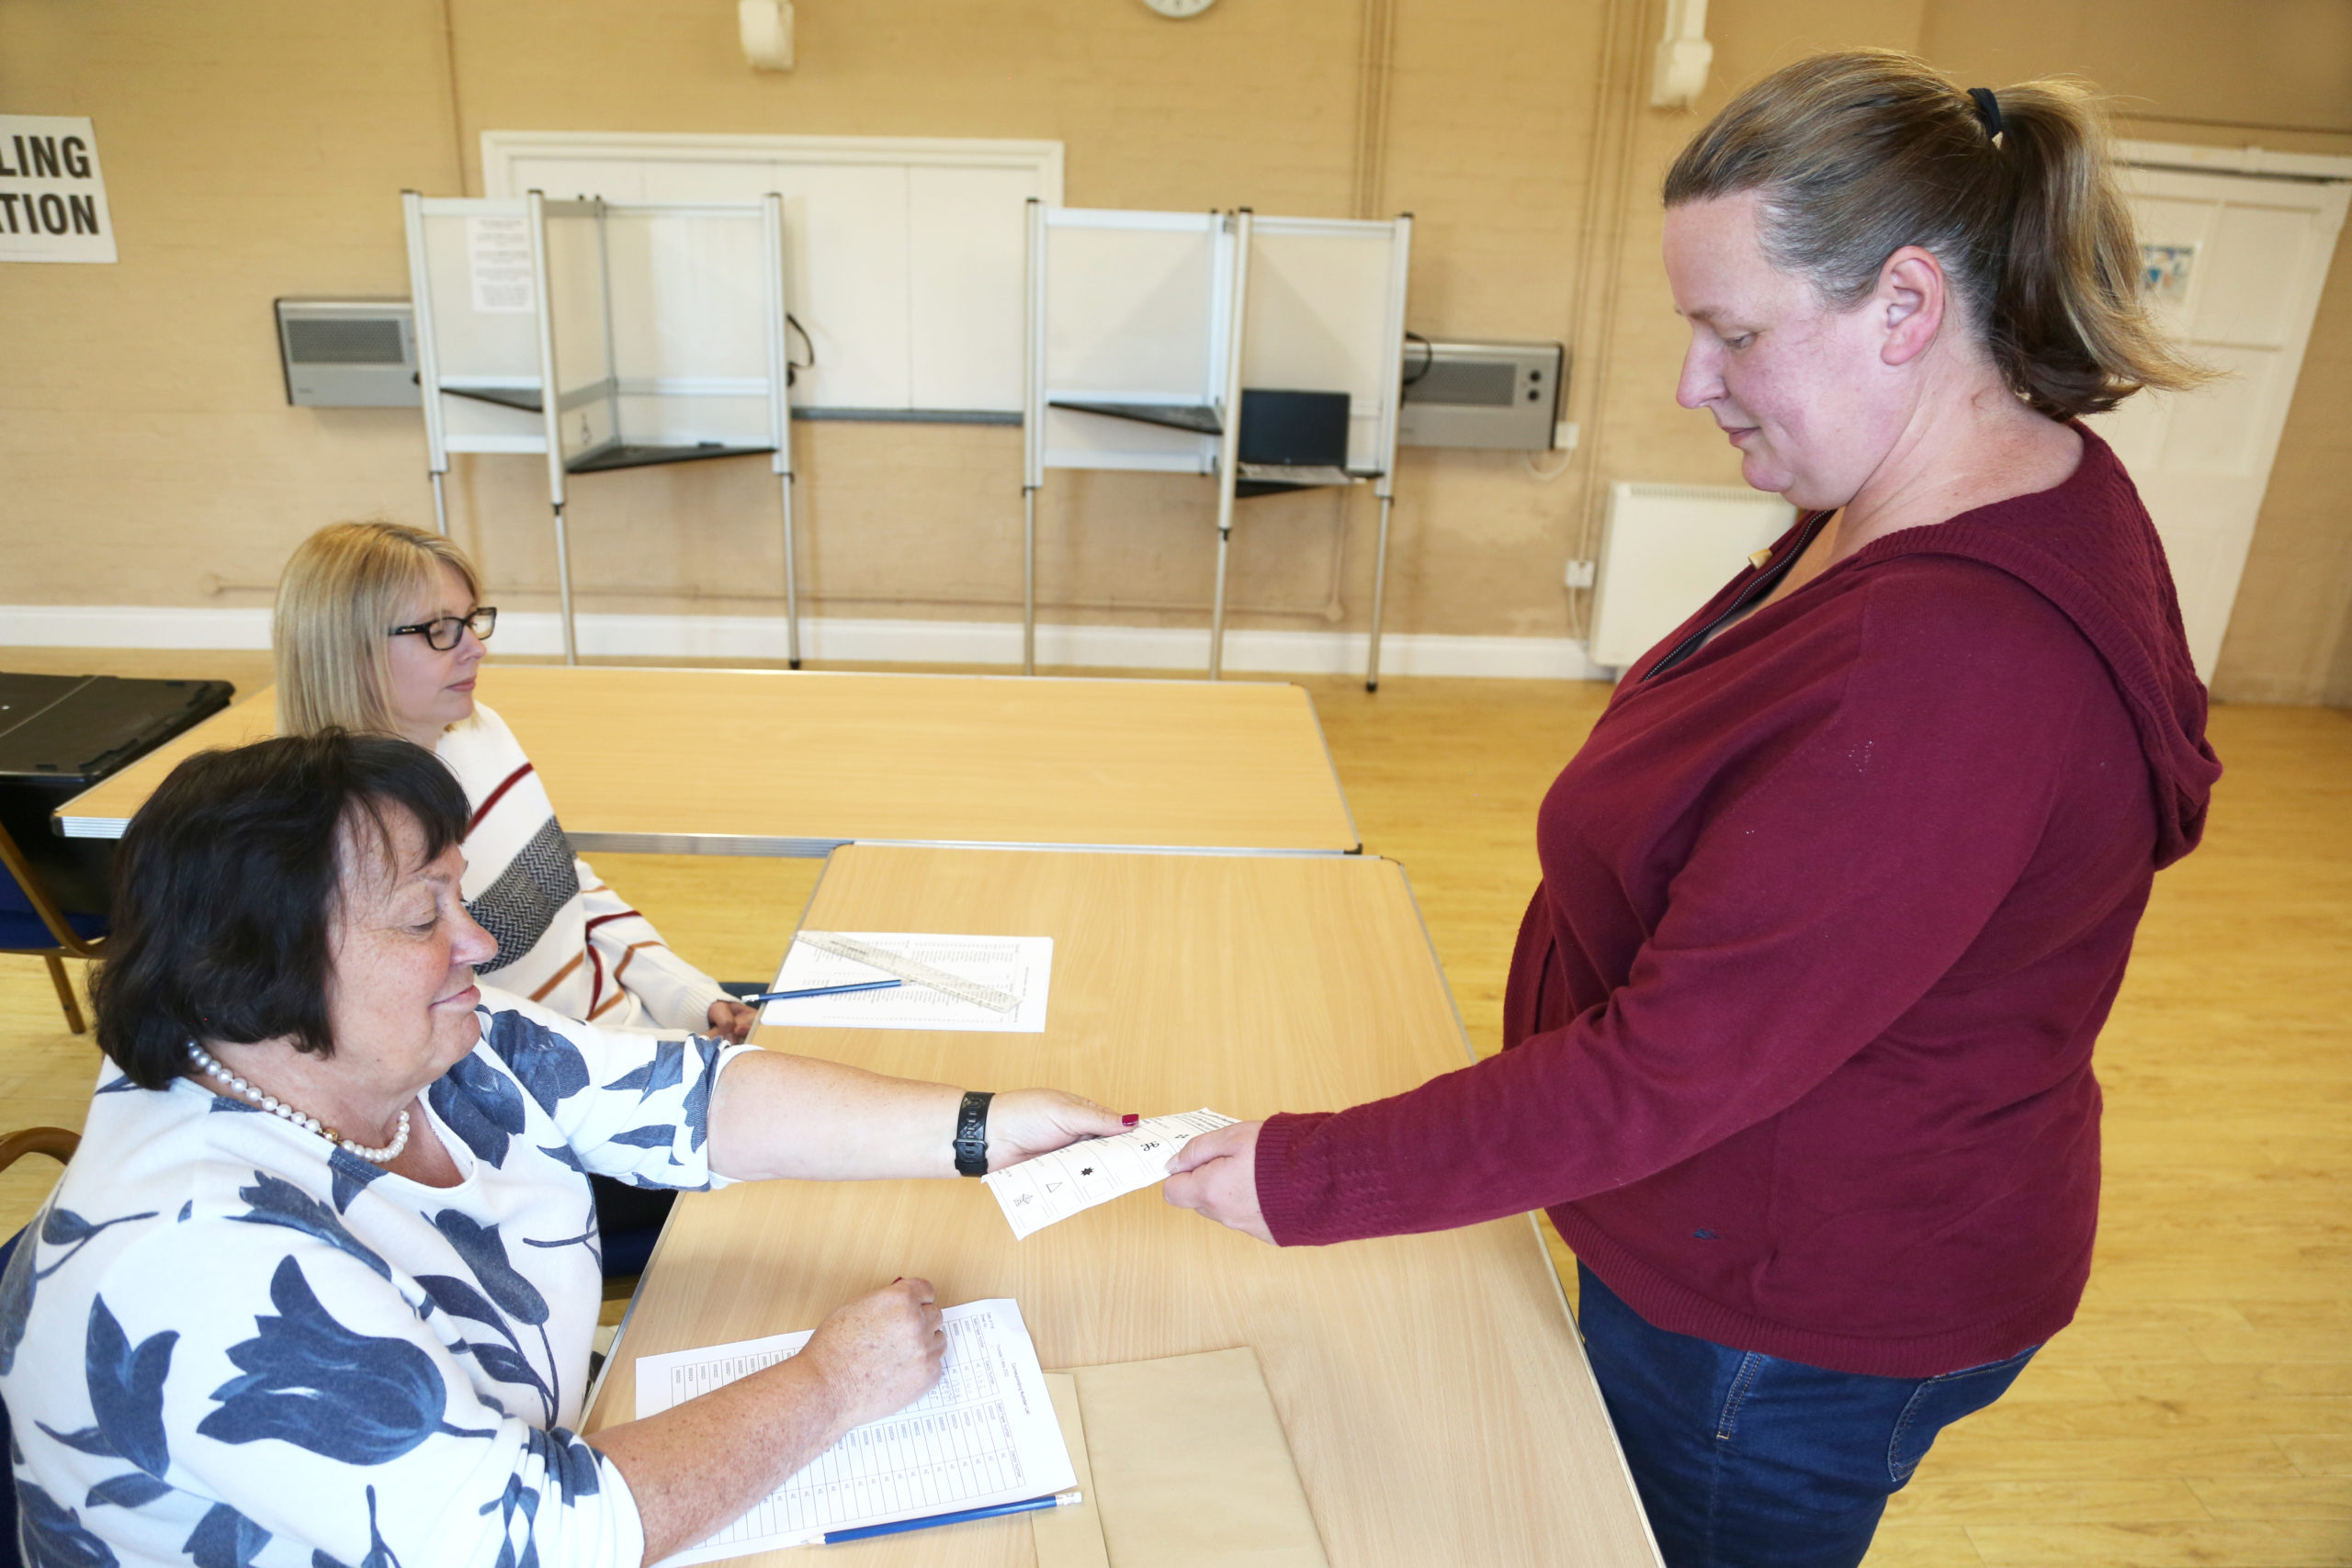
[1,988,755,1568]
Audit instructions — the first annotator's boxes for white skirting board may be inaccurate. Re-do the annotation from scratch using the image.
[0,605,1611,681]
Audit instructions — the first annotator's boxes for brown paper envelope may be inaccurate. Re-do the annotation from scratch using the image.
[1035,1373,1111,1568]
[1063,1347,1329,1568]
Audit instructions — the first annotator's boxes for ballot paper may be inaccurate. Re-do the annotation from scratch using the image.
[760,931,1052,1033]
[634,1298,1075,1564]
[985,1109,1239,1240]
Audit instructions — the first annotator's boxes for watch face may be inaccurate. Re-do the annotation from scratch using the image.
[1141,0,1216,16]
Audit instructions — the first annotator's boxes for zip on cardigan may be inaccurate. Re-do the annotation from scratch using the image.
[1641,509,1838,683]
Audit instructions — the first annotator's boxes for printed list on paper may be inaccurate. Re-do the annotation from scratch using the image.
[633,1298,1075,1565]
[760,931,1053,1033]
[985,1109,1239,1240]
[467,214,535,313]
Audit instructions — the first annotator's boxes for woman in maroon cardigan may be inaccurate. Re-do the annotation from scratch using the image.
[1165,51,2220,1568]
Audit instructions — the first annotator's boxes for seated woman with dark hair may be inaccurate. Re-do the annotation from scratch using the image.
[0,732,1125,1568]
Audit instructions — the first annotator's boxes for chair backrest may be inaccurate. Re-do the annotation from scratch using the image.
[0,1129,79,1173]
[1,1226,23,1568]
[0,824,102,955]
[0,1129,79,1568]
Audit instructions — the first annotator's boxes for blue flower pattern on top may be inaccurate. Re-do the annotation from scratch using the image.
[682,1036,725,1153]
[199,1257,489,1464]
[34,1294,177,1518]
[228,1171,391,1281]
[79,1294,175,1481]
[1,1202,158,1379]
[328,1148,390,1215]
[429,1050,529,1169]
[0,988,747,1568]
[482,1009,592,1117]
[602,1038,684,1102]
[423,1212,560,1426]
[183,1500,272,1568]
[522,1424,604,1503]
[17,1478,119,1568]
[311,1484,401,1568]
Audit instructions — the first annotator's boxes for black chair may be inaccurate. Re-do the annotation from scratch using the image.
[0,1126,83,1568]
[592,1177,674,1278]
[0,821,106,1034]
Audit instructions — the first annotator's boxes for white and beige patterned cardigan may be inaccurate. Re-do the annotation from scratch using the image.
[437,703,729,1032]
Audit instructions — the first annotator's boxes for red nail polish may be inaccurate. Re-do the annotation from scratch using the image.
[1123,1113,1140,1126]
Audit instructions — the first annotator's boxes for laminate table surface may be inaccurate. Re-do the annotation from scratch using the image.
[51,666,1359,855]
[582,844,1658,1568]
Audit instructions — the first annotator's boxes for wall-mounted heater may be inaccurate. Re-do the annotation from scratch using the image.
[275,298,418,407]
[1397,338,1562,450]
[1589,482,1796,670]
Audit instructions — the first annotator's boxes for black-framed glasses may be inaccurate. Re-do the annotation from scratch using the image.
[389,606,497,651]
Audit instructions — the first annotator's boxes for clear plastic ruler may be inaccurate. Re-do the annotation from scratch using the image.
[793,931,1023,1013]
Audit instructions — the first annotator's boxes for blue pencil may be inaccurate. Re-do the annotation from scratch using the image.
[742,978,904,1005]
[821,1491,1080,1545]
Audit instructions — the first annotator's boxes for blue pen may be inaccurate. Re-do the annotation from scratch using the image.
[821,1491,1081,1545]
[742,978,904,1005]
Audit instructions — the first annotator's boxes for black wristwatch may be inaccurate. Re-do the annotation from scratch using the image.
[954,1090,994,1177]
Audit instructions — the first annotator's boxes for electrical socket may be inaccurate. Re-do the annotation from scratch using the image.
[1563,558,1597,590]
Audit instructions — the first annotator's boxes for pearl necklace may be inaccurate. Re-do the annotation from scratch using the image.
[186,1042,412,1163]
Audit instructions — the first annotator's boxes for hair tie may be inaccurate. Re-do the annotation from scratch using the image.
[1967,86,2004,141]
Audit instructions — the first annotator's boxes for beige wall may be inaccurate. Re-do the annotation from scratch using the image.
[1918,0,2352,705]
[3,0,2348,695]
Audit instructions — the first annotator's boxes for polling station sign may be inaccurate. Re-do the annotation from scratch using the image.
[0,115,116,263]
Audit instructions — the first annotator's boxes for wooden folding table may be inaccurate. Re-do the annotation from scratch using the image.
[583,844,1657,1567]
[52,667,1359,856]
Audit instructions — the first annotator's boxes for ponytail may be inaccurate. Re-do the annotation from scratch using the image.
[1662,51,2211,419]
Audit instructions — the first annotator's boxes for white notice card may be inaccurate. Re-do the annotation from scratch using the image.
[467,214,535,313]
[985,1109,1238,1240]
[760,931,1053,1033]
[634,1298,1076,1564]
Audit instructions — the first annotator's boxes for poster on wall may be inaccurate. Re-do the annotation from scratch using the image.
[0,115,116,263]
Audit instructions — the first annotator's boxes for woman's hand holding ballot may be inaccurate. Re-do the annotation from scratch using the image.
[1164,1119,1274,1243]
[990,1089,1143,1167]
[707,1055,1128,1181]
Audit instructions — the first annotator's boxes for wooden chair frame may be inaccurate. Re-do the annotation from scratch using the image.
[0,818,106,1034]
[0,1125,79,1174]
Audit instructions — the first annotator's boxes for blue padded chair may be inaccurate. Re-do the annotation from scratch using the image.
[0,1126,83,1568]
[0,821,106,1035]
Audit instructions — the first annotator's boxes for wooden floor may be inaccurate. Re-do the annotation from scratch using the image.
[3,648,2346,1566]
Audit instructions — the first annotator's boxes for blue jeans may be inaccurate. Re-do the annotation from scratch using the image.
[1577,1264,2036,1568]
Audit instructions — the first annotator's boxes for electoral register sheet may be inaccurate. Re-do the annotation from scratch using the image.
[633,1298,1075,1563]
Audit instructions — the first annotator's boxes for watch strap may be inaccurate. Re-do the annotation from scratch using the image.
[954,1090,994,1177]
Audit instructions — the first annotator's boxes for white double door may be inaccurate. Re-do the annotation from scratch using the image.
[2083,145,2349,682]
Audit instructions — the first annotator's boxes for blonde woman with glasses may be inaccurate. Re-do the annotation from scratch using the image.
[273,521,759,1048]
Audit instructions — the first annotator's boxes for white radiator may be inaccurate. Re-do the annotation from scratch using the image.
[1589,482,1797,670]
